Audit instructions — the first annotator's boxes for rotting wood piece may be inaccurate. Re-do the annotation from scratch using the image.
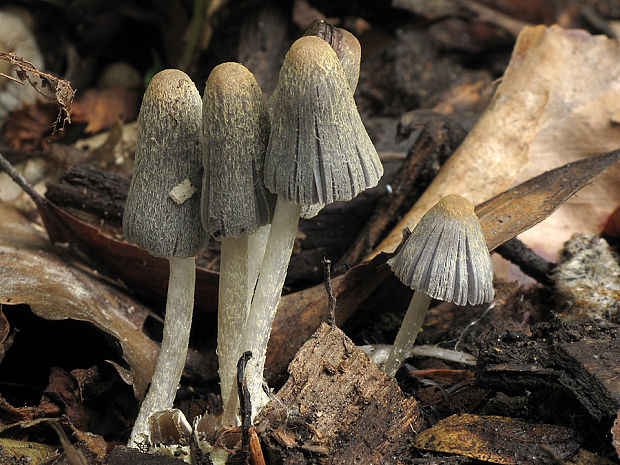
[46,166,129,225]
[555,338,620,420]
[257,323,423,465]
[477,322,620,422]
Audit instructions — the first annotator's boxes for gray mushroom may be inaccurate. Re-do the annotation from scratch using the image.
[123,69,206,446]
[303,19,361,93]
[383,195,494,376]
[241,35,383,419]
[200,62,274,427]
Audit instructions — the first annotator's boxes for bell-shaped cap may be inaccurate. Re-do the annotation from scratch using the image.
[388,195,494,306]
[264,36,382,206]
[201,62,274,239]
[303,19,361,93]
[123,69,207,258]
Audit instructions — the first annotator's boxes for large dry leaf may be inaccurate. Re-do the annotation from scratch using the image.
[0,203,158,398]
[499,26,620,262]
[372,25,620,269]
[372,78,547,257]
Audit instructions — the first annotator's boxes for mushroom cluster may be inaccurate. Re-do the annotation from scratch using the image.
[122,23,383,449]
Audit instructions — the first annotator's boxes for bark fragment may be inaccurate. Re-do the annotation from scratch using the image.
[257,323,423,465]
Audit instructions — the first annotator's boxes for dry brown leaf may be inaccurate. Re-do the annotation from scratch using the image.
[0,416,106,464]
[0,52,74,132]
[412,413,580,464]
[498,27,620,267]
[476,149,620,250]
[372,26,620,278]
[71,87,138,134]
[0,203,158,399]
[1,101,58,151]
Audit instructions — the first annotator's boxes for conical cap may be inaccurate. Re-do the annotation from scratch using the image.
[123,69,207,258]
[201,62,275,239]
[264,36,382,206]
[387,195,494,306]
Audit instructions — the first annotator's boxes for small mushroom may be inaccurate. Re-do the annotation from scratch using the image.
[241,35,382,419]
[383,195,494,376]
[200,62,274,427]
[303,19,361,93]
[123,69,206,446]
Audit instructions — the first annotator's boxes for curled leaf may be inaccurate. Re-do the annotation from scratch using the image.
[0,203,158,399]
[413,413,580,464]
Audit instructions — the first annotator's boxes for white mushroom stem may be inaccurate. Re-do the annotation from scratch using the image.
[218,224,270,427]
[383,290,433,377]
[240,198,301,420]
[129,256,196,447]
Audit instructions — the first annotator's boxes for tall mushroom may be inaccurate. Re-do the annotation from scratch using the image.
[241,35,383,419]
[200,62,274,427]
[383,195,494,376]
[123,69,206,446]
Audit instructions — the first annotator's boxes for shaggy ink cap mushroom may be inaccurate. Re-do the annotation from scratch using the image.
[303,19,361,93]
[123,68,206,257]
[123,69,205,447]
[383,195,494,376]
[200,62,275,428]
[264,35,382,206]
[201,62,274,238]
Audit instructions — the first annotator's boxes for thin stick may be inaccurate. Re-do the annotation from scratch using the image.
[322,257,336,327]
[237,351,253,457]
[0,151,45,205]
[496,237,554,286]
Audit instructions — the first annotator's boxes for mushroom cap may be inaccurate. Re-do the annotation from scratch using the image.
[201,62,275,240]
[303,20,361,93]
[123,69,207,258]
[387,195,494,306]
[264,35,382,206]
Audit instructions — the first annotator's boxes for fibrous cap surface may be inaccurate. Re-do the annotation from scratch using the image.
[265,36,382,206]
[123,68,207,258]
[201,62,274,239]
[388,195,494,306]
